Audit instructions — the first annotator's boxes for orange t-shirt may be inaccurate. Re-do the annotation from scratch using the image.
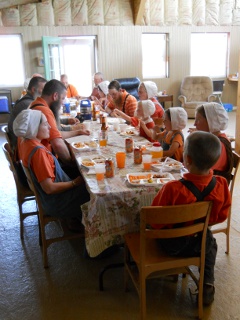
[19,139,56,183]
[212,133,228,172]
[29,97,62,151]
[67,84,79,98]
[106,89,137,117]
[151,171,231,227]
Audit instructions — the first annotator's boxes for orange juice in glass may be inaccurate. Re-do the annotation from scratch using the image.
[99,130,108,147]
[95,164,105,181]
[116,152,126,168]
[142,154,152,170]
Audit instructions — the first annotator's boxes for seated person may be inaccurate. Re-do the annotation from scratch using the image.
[92,80,110,112]
[13,109,90,229]
[153,107,187,162]
[114,100,155,142]
[8,76,47,152]
[21,73,44,98]
[90,72,104,100]
[189,103,233,184]
[138,81,164,122]
[105,80,137,117]
[151,131,231,305]
[60,74,80,100]
[29,79,89,178]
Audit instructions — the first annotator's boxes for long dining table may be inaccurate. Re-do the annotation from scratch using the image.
[66,119,181,257]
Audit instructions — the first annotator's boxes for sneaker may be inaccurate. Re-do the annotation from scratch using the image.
[203,284,215,306]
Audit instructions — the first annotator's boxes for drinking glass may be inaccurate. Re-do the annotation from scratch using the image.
[116,152,126,168]
[142,154,152,170]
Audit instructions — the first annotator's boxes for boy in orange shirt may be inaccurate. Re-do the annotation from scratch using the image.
[151,131,231,305]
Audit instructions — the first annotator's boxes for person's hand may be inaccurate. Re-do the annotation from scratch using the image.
[188,127,197,134]
[73,176,84,186]
[76,129,90,136]
[68,117,80,125]
[110,110,117,117]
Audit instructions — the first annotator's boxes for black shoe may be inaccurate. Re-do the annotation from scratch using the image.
[203,284,215,306]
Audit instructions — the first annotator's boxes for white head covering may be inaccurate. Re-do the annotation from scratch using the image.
[141,81,158,99]
[202,102,228,133]
[169,107,188,130]
[13,109,42,139]
[141,100,156,117]
[98,80,110,96]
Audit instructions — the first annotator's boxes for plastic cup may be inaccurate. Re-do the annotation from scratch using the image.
[116,152,126,168]
[113,120,120,131]
[99,131,108,147]
[142,154,152,170]
[83,121,91,131]
[95,164,105,181]
[119,124,128,132]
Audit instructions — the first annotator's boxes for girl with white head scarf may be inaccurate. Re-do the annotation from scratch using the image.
[13,109,90,223]
[114,99,156,142]
[138,81,164,121]
[92,80,110,111]
[194,103,233,183]
[154,107,188,162]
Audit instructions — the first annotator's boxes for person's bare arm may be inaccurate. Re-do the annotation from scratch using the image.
[40,176,83,194]
[50,137,72,164]
[61,130,90,139]
[139,120,153,139]
[114,109,131,122]
[163,141,179,158]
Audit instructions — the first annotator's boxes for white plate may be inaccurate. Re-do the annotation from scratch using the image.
[107,118,126,124]
[151,158,184,172]
[71,141,89,150]
[120,130,137,136]
[126,172,175,186]
[79,157,96,168]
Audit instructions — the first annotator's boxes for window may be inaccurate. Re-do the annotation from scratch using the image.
[142,33,168,79]
[42,36,97,96]
[190,33,229,78]
[0,34,25,87]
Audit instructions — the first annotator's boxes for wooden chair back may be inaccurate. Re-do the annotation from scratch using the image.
[212,150,240,253]
[124,201,212,319]
[22,164,84,268]
[2,142,37,239]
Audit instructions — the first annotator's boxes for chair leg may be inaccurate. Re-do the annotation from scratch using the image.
[19,205,24,239]
[140,278,146,320]
[226,231,230,254]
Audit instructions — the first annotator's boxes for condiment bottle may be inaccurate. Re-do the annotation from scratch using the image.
[134,146,142,164]
[92,104,97,121]
[125,138,133,153]
[101,116,107,131]
[151,142,163,158]
[105,158,114,178]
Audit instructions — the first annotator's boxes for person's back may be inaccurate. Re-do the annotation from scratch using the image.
[151,131,231,306]
[8,76,47,151]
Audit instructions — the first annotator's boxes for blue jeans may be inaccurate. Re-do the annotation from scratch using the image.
[158,228,217,285]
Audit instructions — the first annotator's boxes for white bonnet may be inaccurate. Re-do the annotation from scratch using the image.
[169,107,188,130]
[141,81,158,99]
[203,103,228,133]
[141,100,155,117]
[98,81,110,96]
[13,109,42,139]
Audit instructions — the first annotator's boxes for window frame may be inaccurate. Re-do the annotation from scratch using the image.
[190,32,229,79]
[0,34,25,88]
[141,33,169,79]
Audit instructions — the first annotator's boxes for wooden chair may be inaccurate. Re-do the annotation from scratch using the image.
[124,201,212,320]
[2,125,12,149]
[2,143,38,239]
[211,150,240,253]
[22,164,84,268]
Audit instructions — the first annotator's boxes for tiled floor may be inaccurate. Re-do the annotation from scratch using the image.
[0,113,239,320]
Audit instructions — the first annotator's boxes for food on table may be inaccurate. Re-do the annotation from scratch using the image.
[73,142,86,148]
[128,174,152,183]
[84,141,98,148]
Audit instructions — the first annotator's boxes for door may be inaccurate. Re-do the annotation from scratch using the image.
[42,36,97,96]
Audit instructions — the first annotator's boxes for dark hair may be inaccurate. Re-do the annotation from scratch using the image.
[42,79,67,96]
[196,105,206,119]
[28,76,47,91]
[164,108,171,121]
[108,80,121,91]
[184,131,221,170]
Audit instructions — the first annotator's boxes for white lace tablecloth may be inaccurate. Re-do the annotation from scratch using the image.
[68,121,180,257]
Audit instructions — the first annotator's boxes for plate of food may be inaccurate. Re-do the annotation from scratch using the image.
[151,157,184,172]
[71,141,89,150]
[91,156,106,164]
[71,140,98,150]
[80,157,96,168]
[126,172,175,186]
[120,129,137,136]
